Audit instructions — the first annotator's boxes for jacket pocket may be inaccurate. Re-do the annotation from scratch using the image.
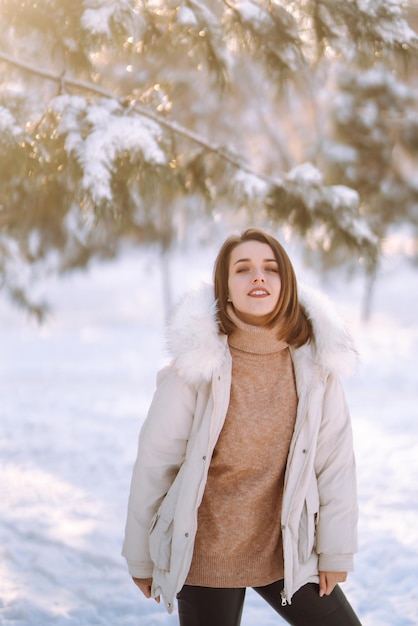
[148,513,174,572]
[297,487,319,564]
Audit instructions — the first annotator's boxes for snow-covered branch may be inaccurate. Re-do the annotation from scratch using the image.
[0,50,282,188]
[0,49,380,257]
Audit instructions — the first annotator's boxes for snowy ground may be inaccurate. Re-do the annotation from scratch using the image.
[0,243,417,626]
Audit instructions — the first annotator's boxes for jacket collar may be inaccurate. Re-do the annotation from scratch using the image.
[166,282,358,385]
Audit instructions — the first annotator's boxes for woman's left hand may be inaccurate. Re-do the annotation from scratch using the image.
[318,571,347,597]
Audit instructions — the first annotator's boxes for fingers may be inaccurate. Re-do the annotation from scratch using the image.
[319,571,348,597]
[319,571,327,597]
[132,579,151,598]
[132,578,160,603]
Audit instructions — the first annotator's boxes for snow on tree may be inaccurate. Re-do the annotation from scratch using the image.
[0,0,417,316]
[315,56,418,319]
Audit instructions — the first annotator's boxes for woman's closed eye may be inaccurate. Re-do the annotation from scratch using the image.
[235,265,278,274]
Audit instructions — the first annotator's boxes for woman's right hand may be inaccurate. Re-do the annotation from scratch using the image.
[132,578,160,603]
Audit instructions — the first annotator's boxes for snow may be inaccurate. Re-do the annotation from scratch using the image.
[0,106,22,138]
[286,162,324,185]
[81,0,134,39]
[51,97,166,203]
[0,243,418,625]
[357,0,418,47]
[328,184,360,213]
[233,169,270,201]
[176,6,198,27]
[233,1,269,27]
[323,141,358,165]
[79,115,165,204]
[0,236,36,303]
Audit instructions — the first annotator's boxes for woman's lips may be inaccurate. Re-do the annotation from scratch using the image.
[248,289,269,297]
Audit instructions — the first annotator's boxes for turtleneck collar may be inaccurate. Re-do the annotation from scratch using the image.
[227,304,288,355]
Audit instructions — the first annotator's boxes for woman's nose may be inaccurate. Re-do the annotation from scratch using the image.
[252,269,266,282]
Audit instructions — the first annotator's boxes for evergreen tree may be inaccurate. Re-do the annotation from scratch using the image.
[0,0,417,316]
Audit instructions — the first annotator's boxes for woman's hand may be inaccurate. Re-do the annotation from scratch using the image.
[319,571,347,597]
[132,578,160,603]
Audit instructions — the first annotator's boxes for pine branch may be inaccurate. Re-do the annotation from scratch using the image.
[0,51,379,260]
[0,50,283,189]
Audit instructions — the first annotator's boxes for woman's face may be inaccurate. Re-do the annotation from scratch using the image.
[227,240,281,326]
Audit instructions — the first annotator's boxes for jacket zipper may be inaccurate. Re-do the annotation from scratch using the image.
[281,368,322,606]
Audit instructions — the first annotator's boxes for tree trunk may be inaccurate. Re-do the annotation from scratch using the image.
[159,244,173,325]
[361,262,378,323]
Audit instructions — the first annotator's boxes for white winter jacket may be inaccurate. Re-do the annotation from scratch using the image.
[122,283,359,613]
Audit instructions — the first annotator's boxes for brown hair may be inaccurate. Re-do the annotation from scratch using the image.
[213,228,312,347]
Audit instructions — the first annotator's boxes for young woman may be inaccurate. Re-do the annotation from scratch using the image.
[122,228,362,626]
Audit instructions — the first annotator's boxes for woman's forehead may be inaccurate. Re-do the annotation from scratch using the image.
[230,240,275,262]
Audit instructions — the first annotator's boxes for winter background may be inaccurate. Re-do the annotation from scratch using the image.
[0,237,417,626]
[1,0,418,623]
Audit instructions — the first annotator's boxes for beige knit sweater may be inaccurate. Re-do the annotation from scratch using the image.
[186,311,297,587]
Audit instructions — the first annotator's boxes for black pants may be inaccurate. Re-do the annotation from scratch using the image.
[177,580,362,626]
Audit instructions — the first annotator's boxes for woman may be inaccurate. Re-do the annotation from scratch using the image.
[122,228,362,626]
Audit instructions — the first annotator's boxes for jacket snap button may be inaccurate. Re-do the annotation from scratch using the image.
[302,449,307,454]
[185,532,189,537]
[202,456,206,460]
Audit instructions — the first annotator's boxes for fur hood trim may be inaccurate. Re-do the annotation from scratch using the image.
[298,283,358,377]
[166,282,358,384]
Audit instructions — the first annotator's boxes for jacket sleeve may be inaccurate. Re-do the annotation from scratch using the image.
[122,365,197,578]
[314,373,358,573]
